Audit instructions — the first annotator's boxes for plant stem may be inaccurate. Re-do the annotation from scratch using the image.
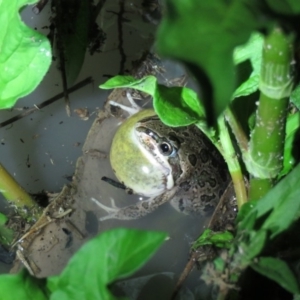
[0,163,42,221]
[218,116,247,208]
[249,93,289,178]
[245,27,294,198]
[224,108,248,153]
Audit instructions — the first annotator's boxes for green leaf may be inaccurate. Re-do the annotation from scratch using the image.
[153,85,205,126]
[0,0,51,109]
[0,212,14,246]
[236,200,258,225]
[233,32,263,98]
[240,163,300,238]
[47,228,167,300]
[192,229,233,250]
[100,75,206,126]
[0,269,49,300]
[99,75,157,96]
[250,257,300,294]
[156,0,263,124]
[266,0,300,15]
[290,83,300,110]
[213,257,226,272]
[244,230,267,260]
[279,112,300,177]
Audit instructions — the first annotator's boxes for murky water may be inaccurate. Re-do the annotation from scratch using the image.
[0,1,213,298]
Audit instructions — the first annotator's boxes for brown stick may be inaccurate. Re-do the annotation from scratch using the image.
[170,182,236,300]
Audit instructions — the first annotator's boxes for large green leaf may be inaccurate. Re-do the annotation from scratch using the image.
[239,163,300,238]
[0,269,49,300]
[251,257,300,294]
[156,0,263,124]
[0,0,51,109]
[47,228,167,300]
[266,0,300,15]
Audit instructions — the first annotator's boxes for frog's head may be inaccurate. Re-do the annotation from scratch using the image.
[110,109,188,197]
[135,115,184,182]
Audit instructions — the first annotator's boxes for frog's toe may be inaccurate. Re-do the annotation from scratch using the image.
[90,197,120,220]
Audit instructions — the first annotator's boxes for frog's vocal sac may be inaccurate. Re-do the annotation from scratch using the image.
[107,109,230,220]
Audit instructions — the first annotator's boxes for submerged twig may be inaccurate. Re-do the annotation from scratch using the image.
[0,77,93,128]
[101,176,126,190]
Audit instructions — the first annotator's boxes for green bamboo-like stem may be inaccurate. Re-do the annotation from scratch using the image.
[245,28,294,198]
[0,163,42,221]
[248,93,289,178]
[248,178,273,201]
[218,116,248,208]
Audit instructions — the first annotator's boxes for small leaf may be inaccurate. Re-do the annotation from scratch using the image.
[244,230,267,260]
[250,257,300,294]
[193,229,233,250]
[153,85,205,126]
[213,257,226,272]
[47,228,167,300]
[233,32,263,98]
[100,75,157,96]
[0,269,49,300]
[0,0,51,109]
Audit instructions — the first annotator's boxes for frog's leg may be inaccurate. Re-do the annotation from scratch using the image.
[109,91,141,116]
[91,187,178,221]
[170,189,223,215]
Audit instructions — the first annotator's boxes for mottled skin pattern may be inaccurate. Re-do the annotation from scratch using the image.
[104,110,230,220]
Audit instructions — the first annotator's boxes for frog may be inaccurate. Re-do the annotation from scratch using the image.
[92,92,231,220]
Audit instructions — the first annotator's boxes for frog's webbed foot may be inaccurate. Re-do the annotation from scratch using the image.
[109,91,140,116]
[91,188,178,221]
[91,197,121,221]
[91,196,158,221]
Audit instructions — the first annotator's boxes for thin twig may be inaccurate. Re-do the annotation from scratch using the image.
[170,183,236,300]
[54,0,71,116]
[0,77,93,128]
[32,0,49,14]
[118,0,126,74]
[107,0,126,74]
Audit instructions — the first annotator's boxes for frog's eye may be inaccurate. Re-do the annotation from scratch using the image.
[159,142,176,156]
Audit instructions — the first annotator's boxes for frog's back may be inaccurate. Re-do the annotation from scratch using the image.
[170,125,231,215]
